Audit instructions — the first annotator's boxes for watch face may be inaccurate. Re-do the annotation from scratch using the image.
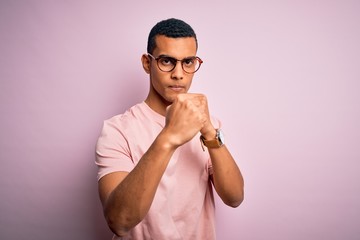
[217,129,225,145]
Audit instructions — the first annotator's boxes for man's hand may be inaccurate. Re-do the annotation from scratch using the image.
[163,93,215,147]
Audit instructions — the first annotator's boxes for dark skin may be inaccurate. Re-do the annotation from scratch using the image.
[98,35,244,237]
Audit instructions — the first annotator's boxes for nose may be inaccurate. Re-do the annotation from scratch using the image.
[171,61,184,80]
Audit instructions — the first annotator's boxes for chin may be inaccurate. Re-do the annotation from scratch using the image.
[160,96,174,106]
[160,89,188,105]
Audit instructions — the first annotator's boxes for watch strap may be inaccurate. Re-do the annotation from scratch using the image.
[200,129,224,151]
[200,135,222,148]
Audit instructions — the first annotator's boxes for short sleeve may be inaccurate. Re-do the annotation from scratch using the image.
[95,119,135,180]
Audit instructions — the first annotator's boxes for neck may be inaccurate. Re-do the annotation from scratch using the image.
[144,96,170,117]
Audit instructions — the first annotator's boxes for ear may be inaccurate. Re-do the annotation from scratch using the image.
[141,54,151,74]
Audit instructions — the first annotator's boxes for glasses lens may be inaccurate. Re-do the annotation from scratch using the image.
[157,57,176,72]
[155,56,202,73]
[182,57,201,73]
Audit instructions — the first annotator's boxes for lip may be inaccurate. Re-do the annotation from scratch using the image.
[168,85,185,92]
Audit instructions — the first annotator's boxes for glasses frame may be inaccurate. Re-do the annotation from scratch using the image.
[147,53,203,74]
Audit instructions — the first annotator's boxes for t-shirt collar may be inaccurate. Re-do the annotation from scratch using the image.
[141,101,166,127]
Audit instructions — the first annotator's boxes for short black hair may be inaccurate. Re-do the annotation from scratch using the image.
[147,18,198,54]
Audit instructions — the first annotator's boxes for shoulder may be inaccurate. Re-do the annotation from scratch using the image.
[99,101,161,143]
[102,102,146,130]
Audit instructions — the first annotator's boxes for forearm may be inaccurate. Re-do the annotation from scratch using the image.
[104,133,176,236]
[209,145,244,207]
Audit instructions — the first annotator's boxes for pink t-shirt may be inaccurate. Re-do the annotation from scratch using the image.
[95,102,221,240]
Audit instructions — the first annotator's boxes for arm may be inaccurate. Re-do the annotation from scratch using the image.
[98,132,176,236]
[200,109,244,208]
[209,144,244,207]
[98,94,207,237]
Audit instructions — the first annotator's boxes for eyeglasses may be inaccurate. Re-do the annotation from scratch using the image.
[147,53,203,74]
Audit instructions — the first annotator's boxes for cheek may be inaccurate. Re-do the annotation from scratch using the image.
[186,76,194,88]
[150,72,165,90]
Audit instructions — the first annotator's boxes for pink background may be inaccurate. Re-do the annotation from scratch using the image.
[1,1,359,239]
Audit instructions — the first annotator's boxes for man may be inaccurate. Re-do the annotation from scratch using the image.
[95,18,244,240]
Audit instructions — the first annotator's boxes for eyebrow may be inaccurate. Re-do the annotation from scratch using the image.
[157,54,197,60]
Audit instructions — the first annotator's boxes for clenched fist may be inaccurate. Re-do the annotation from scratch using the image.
[162,93,216,148]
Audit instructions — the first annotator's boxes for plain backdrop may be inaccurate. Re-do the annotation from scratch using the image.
[1,1,359,239]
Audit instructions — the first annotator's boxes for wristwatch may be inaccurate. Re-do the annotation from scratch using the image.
[200,129,225,150]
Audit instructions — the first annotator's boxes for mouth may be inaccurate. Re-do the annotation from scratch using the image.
[168,85,185,92]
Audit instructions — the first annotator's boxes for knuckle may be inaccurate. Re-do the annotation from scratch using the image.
[184,98,192,106]
[177,93,186,102]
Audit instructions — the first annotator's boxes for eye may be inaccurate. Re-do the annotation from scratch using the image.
[183,58,195,66]
[159,57,175,66]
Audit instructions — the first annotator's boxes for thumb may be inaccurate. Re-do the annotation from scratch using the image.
[166,103,175,114]
[165,104,173,120]
[166,105,172,112]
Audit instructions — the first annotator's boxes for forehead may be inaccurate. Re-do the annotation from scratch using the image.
[153,35,197,58]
